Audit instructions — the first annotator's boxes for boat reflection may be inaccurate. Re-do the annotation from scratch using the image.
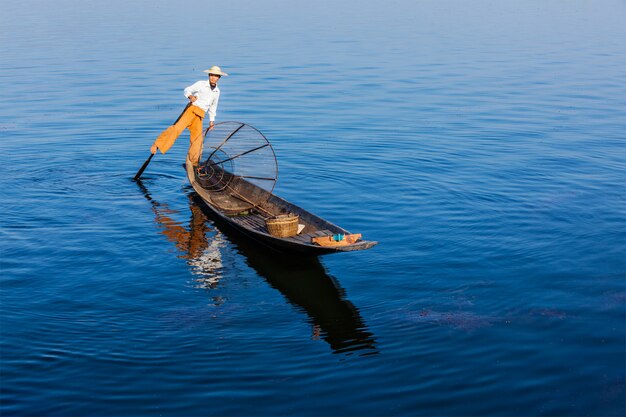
[209,204,379,356]
[136,181,378,356]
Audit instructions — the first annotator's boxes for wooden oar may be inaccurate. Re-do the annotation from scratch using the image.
[134,102,192,180]
[133,153,155,181]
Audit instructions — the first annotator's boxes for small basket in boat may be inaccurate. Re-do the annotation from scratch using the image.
[265,214,299,237]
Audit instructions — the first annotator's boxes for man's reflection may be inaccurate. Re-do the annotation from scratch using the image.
[137,181,224,289]
[137,181,377,356]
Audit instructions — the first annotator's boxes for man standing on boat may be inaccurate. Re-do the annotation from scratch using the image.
[150,66,228,167]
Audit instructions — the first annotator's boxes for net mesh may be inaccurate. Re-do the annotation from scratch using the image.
[196,122,278,213]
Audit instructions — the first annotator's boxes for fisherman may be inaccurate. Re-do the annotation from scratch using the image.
[150,66,228,167]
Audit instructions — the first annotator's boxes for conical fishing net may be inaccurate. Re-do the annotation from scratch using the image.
[195,122,278,213]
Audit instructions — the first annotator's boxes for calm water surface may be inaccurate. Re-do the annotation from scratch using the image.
[1,1,625,416]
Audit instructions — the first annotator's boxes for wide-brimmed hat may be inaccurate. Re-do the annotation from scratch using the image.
[203,66,228,76]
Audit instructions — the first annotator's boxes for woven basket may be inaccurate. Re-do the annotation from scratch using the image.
[265,214,299,237]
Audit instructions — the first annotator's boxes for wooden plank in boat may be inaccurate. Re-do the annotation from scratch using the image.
[289,234,314,244]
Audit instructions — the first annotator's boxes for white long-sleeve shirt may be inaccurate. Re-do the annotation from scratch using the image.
[183,81,220,122]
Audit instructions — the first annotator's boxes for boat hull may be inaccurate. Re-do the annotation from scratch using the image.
[185,161,377,255]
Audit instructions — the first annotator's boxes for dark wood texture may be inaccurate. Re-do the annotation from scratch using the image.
[186,162,378,255]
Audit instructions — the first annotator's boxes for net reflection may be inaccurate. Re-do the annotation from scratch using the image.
[136,181,377,356]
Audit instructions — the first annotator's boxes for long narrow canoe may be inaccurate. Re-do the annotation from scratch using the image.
[185,160,378,255]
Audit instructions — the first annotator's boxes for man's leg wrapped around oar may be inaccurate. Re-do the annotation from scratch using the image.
[187,111,205,166]
[153,105,205,166]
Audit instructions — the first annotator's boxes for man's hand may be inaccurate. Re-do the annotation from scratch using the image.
[150,144,157,154]
[208,121,215,131]
[188,95,197,103]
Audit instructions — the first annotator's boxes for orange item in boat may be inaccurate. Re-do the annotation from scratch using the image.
[311,233,362,247]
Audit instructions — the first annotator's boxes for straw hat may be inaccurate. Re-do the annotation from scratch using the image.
[203,66,229,76]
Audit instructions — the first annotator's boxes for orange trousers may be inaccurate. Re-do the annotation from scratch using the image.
[154,105,205,165]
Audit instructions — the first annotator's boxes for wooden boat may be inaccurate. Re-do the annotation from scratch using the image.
[184,160,378,255]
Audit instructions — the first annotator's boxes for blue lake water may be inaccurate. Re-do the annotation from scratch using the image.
[1,1,625,415]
